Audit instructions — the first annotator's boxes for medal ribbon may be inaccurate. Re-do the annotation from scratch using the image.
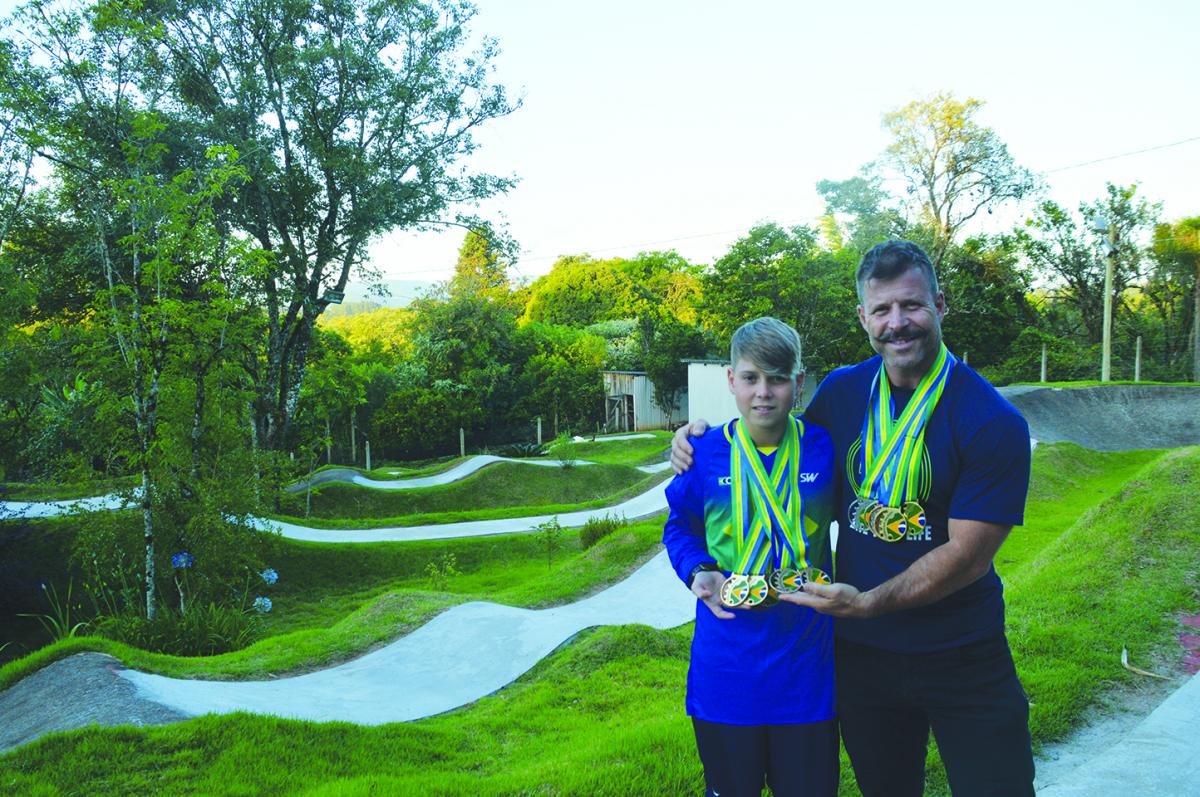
[730,416,809,574]
[858,344,955,506]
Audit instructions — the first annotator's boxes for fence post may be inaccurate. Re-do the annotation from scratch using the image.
[1040,344,1047,383]
[325,417,332,464]
[962,350,968,366]
[365,438,371,471]
[459,427,465,458]
[1135,336,1142,383]
[537,416,543,446]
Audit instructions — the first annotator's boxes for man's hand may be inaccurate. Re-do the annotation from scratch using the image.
[691,570,735,619]
[777,580,873,618]
[670,419,710,474]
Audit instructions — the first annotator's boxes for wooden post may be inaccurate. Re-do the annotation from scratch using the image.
[1135,336,1142,383]
[459,427,465,458]
[962,350,968,366]
[1040,344,1048,383]
[537,416,543,446]
[365,438,371,471]
[325,417,332,464]
[350,411,357,465]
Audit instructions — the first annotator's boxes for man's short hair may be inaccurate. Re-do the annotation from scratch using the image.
[855,240,940,302]
[730,317,803,377]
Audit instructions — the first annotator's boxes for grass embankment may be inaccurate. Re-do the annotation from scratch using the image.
[0,476,139,502]
[550,430,673,466]
[2,443,1196,796]
[279,462,651,522]
[309,457,468,482]
[0,518,665,688]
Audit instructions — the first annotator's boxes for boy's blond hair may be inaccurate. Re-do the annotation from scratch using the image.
[729,317,803,377]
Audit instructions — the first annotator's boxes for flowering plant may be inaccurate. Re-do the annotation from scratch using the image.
[171,552,194,569]
[252,596,272,614]
[260,568,278,585]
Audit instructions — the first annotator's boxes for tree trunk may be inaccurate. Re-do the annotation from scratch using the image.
[1193,268,1200,383]
[190,373,206,485]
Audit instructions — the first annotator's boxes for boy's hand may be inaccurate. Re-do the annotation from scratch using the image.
[691,571,735,619]
[670,419,710,474]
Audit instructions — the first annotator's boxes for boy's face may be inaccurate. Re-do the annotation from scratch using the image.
[727,359,804,444]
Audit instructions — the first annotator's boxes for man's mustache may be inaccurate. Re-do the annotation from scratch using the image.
[876,327,926,343]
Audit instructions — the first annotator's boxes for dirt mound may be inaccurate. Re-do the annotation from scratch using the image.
[999,385,1200,451]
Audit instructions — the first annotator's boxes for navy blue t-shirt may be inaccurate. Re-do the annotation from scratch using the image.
[662,419,836,725]
[804,355,1031,653]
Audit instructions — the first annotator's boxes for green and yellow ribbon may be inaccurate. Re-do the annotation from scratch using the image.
[858,344,955,506]
[729,416,809,575]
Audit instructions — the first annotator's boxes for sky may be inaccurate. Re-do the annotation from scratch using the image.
[4,0,1198,302]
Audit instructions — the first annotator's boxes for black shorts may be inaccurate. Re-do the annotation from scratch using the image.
[691,716,838,797]
[836,634,1035,797]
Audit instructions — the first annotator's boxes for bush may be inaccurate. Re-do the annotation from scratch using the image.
[579,513,627,549]
[94,602,262,657]
[497,442,545,458]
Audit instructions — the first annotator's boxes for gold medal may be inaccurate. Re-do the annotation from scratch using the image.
[866,503,888,539]
[769,567,803,594]
[902,500,926,534]
[720,574,750,608]
[742,575,770,608]
[876,506,908,542]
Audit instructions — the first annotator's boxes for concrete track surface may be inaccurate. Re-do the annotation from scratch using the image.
[999,384,1200,451]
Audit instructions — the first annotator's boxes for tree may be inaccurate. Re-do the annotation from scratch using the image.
[451,227,511,299]
[1150,217,1200,381]
[815,171,908,253]
[147,0,518,452]
[1018,184,1161,345]
[882,92,1038,268]
[698,223,862,374]
[640,316,710,425]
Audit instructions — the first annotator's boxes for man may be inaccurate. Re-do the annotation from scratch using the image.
[671,240,1035,796]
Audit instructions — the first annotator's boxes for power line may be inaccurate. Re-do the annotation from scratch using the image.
[1045,135,1200,174]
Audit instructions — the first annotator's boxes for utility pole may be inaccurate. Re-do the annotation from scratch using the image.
[1094,217,1117,382]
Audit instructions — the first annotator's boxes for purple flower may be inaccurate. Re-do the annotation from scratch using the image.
[171,552,194,569]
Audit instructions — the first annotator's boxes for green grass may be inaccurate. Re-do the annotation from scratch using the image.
[308,457,468,482]
[280,462,649,521]
[549,430,672,465]
[2,444,1197,796]
[0,476,139,502]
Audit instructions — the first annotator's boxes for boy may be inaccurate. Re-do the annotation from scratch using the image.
[663,316,837,797]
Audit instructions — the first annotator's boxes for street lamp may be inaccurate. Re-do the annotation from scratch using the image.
[1091,216,1117,382]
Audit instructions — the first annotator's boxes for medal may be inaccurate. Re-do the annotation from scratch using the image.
[866,502,888,539]
[902,500,926,533]
[798,566,832,585]
[720,574,750,608]
[848,496,873,532]
[742,574,771,608]
[769,566,803,594]
[876,506,908,542]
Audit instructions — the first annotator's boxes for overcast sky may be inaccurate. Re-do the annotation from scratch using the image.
[4,0,1198,298]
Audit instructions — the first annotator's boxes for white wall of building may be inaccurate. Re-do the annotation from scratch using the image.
[686,362,738,426]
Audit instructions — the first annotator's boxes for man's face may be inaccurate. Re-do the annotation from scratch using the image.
[856,267,946,388]
[727,359,804,444]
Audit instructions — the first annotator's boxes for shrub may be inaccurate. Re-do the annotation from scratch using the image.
[535,516,564,569]
[579,513,627,549]
[94,602,262,657]
[425,552,461,591]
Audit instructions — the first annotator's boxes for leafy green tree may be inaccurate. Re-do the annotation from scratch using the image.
[143,0,519,452]
[451,227,511,300]
[699,223,862,374]
[1150,217,1200,380]
[816,172,908,252]
[640,316,711,425]
[1018,185,1161,345]
[882,92,1038,268]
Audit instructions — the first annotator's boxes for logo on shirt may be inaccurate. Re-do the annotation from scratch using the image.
[719,473,819,486]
